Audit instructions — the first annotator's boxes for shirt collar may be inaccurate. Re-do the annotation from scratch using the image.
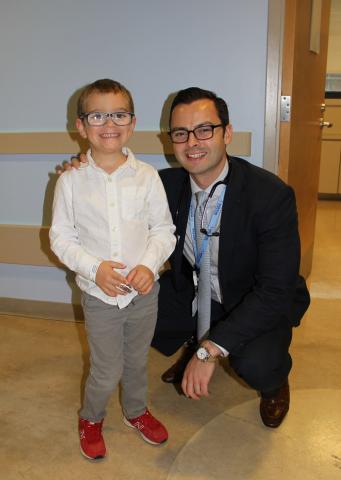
[190,159,229,195]
[86,147,138,173]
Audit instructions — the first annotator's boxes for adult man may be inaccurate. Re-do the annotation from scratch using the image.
[61,86,310,428]
[151,87,310,428]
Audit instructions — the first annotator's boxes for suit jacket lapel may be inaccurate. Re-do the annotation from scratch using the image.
[174,174,191,272]
[219,158,245,278]
[172,160,245,280]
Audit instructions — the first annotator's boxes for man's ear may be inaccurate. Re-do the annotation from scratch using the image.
[224,124,233,146]
[76,118,87,139]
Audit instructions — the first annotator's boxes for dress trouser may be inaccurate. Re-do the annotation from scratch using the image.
[153,271,292,394]
[209,300,293,393]
[80,282,159,423]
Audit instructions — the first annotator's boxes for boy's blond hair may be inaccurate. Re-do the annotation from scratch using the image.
[77,78,134,117]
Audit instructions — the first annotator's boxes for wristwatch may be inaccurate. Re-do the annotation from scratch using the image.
[196,346,216,363]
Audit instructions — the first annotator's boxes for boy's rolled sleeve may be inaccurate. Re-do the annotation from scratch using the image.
[49,173,102,282]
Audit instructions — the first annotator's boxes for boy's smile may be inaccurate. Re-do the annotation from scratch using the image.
[76,91,136,168]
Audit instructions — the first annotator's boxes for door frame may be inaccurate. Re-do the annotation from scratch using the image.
[264,0,285,174]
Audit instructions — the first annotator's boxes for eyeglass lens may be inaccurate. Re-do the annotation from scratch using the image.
[86,112,133,126]
[170,124,221,143]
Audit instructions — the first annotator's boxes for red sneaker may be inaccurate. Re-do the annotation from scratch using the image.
[79,418,106,460]
[123,409,168,445]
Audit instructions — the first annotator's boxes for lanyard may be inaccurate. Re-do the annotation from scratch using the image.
[189,186,226,269]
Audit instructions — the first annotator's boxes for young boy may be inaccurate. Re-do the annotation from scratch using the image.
[50,79,176,460]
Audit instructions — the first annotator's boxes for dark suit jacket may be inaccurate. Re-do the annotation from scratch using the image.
[155,156,310,356]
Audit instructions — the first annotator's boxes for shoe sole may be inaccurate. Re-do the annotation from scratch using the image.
[161,375,183,384]
[260,408,289,428]
[123,417,167,445]
[80,446,106,461]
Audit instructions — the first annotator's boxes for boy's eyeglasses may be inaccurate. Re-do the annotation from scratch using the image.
[80,111,135,127]
[168,124,223,143]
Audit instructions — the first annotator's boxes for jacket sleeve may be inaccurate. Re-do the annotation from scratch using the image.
[208,185,304,354]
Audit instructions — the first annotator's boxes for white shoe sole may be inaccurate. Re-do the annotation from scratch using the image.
[80,445,106,460]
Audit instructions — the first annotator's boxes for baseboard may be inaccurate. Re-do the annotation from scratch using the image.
[318,193,341,200]
[0,297,83,322]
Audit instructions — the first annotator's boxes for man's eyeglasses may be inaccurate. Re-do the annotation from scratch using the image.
[169,124,223,144]
[80,111,135,127]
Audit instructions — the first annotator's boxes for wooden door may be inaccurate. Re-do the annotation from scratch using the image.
[278,0,331,278]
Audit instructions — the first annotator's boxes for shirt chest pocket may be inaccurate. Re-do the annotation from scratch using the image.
[120,186,147,221]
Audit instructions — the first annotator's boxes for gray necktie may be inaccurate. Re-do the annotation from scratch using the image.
[194,191,211,341]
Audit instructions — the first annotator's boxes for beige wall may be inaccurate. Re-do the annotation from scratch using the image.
[327,0,341,73]
[0,131,251,156]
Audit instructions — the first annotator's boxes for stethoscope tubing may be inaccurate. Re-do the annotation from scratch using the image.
[174,163,232,233]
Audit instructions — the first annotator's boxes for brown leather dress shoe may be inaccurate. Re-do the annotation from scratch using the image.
[161,347,194,383]
[260,379,290,428]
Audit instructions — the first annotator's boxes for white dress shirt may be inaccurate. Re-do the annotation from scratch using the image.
[50,147,176,308]
[184,161,229,303]
[183,160,229,356]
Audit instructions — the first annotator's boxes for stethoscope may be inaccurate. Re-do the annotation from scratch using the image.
[174,162,232,239]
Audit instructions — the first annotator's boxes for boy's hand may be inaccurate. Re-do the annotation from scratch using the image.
[126,265,154,295]
[95,261,131,297]
[56,154,88,175]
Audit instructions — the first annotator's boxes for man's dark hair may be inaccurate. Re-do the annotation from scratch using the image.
[77,78,134,117]
[169,87,229,127]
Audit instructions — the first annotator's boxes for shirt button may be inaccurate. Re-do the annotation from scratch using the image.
[111,226,117,232]
[108,178,112,183]
[110,202,115,207]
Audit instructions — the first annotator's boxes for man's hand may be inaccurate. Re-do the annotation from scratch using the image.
[56,154,88,175]
[181,341,221,399]
[181,356,216,400]
[96,261,131,297]
[126,265,154,295]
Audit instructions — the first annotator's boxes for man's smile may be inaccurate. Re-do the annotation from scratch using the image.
[186,151,207,160]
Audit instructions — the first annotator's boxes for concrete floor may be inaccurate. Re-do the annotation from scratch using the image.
[1,200,341,480]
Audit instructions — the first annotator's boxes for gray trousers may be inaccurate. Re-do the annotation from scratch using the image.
[80,282,159,422]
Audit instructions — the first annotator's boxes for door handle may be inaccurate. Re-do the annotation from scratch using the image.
[320,119,333,128]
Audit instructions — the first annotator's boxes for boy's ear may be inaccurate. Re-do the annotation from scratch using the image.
[125,115,136,141]
[76,118,88,139]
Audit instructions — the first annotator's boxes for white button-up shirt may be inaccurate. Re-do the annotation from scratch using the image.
[184,161,229,356]
[50,148,176,308]
[184,161,229,303]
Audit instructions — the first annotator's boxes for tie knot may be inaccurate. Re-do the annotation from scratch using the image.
[195,190,208,207]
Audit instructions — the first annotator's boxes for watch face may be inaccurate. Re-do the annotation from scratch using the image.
[197,347,209,361]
